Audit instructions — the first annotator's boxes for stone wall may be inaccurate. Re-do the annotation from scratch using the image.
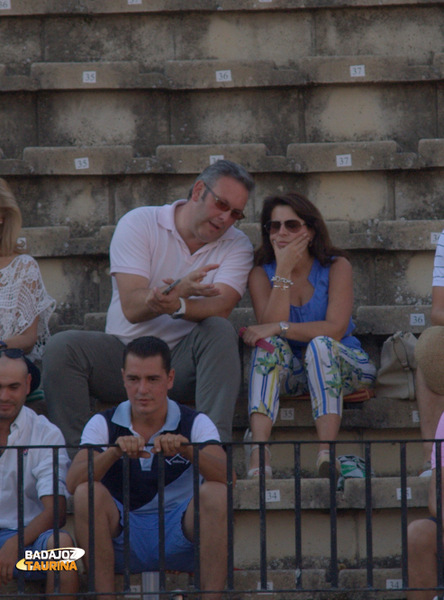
[1,0,443,341]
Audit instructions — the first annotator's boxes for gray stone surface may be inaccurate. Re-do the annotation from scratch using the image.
[31,61,142,89]
[304,84,436,153]
[12,176,112,236]
[234,476,428,510]
[0,93,37,159]
[154,143,287,176]
[0,0,442,15]
[168,89,303,156]
[23,146,134,175]
[301,55,440,84]
[165,60,299,89]
[36,91,169,156]
[357,305,432,334]
[287,141,417,173]
[395,170,444,220]
[315,6,444,63]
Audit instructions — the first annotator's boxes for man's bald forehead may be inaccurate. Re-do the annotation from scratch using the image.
[0,354,29,378]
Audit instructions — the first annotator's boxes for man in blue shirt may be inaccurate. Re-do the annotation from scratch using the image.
[67,336,233,600]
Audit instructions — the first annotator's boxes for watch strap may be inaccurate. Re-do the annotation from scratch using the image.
[171,297,186,319]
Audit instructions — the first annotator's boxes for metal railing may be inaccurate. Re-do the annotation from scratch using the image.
[3,439,444,599]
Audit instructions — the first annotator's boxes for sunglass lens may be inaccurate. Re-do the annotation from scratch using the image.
[265,221,279,233]
[265,220,304,233]
[285,220,302,232]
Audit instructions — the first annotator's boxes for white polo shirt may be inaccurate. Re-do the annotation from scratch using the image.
[0,406,70,529]
[106,200,253,348]
[433,230,444,288]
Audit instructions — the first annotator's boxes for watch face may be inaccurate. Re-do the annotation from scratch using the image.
[280,321,289,332]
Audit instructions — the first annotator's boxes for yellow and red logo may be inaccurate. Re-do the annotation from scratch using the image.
[16,547,85,572]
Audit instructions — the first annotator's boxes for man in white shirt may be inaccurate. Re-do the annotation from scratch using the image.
[416,230,444,476]
[43,160,254,453]
[43,160,254,454]
[67,336,232,600]
[0,349,77,596]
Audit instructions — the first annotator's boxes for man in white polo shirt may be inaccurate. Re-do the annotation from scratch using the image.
[0,349,77,596]
[43,160,254,453]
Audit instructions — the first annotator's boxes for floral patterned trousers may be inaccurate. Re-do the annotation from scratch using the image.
[248,335,376,423]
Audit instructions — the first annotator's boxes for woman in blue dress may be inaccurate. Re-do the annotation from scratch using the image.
[242,192,376,479]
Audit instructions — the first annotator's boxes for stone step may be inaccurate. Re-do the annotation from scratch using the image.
[2,56,442,92]
[22,146,134,176]
[28,284,437,334]
[77,303,432,339]
[232,305,433,337]
[232,476,429,569]
[4,141,444,176]
[233,396,421,432]
[2,5,443,69]
[9,567,413,600]
[1,0,442,16]
[115,568,416,600]
[17,219,444,258]
[234,475,428,510]
[62,476,428,573]
[232,406,425,478]
[2,74,442,156]
[357,306,431,335]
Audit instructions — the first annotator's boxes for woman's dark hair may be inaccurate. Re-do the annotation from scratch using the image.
[255,192,348,267]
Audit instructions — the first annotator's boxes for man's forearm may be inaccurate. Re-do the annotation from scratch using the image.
[66,448,121,494]
[120,288,168,323]
[182,296,235,322]
[184,446,234,485]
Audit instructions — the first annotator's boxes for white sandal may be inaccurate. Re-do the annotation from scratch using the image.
[247,444,273,479]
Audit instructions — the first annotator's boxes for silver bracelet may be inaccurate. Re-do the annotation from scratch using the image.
[271,275,294,286]
[273,283,291,290]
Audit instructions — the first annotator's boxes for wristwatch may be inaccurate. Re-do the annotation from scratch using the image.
[171,297,186,319]
[279,321,290,336]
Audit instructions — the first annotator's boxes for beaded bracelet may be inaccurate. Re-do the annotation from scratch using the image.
[271,275,294,287]
[273,283,291,290]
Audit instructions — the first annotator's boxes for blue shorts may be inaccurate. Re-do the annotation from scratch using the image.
[0,528,57,581]
[112,498,195,573]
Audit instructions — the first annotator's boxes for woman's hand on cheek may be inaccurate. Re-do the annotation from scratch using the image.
[273,232,310,271]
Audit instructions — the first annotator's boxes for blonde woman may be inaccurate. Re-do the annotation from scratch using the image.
[0,179,55,389]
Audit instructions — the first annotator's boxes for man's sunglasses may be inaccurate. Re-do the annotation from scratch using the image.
[204,183,245,221]
[264,219,306,234]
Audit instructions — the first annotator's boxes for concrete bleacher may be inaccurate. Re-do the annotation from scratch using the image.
[2,0,444,597]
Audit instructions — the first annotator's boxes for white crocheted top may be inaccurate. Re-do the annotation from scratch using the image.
[0,254,56,361]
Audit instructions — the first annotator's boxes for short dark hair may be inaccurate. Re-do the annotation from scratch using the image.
[187,159,255,200]
[255,192,348,267]
[123,336,171,372]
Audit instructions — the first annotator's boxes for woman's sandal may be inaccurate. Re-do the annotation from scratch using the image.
[316,450,341,482]
[247,444,273,479]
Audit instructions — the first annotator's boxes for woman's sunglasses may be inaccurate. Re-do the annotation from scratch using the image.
[264,220,305,234]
